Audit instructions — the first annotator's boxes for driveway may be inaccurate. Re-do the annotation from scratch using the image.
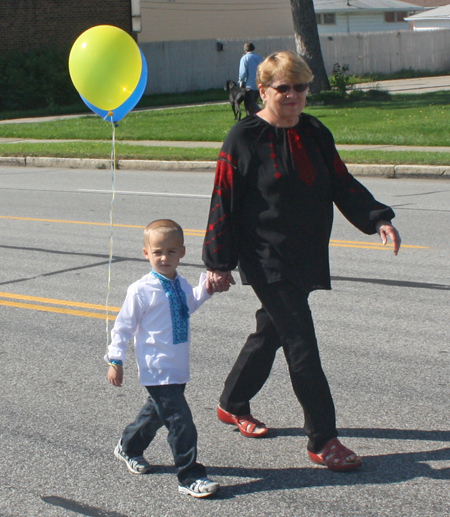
[354,75,450,94]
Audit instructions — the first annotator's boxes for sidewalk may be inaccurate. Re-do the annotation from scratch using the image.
[1,147,449,179]
[2,136,450,153]
[1,137,449,178]
[1,75,450,178]
[354,75,450,94]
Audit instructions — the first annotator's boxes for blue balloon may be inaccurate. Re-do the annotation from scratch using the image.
[81,49,148,123]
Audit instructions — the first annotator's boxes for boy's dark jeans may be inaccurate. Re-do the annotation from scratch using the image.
[121,383,206,485]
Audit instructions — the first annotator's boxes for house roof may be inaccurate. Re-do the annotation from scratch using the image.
[398,0,450,6]
[314,0,425,11]
[405,4,450,18]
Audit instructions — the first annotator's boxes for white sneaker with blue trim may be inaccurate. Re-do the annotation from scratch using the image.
[178,477,220,498]
[114,440,151,474]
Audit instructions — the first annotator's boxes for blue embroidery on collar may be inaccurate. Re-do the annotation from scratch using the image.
[151,270,189,344]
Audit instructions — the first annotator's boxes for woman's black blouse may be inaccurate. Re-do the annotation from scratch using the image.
[202,113,395,292]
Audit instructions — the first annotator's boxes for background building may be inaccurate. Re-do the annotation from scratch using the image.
[405,4,450,30]
[137,0,423,43]
[400,0,450,6]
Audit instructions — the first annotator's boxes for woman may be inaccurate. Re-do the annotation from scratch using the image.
[203,51,400,471]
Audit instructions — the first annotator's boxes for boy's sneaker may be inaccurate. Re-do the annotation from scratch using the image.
[114,440,151,474]
[178,477,220,498]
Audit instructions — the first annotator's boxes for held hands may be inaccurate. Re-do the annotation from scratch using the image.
[108,364,123,387]
[376,221,401,255]
[206,270,236,294]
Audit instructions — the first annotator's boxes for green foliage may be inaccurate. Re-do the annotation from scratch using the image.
[308,63,394,104]
[0,49,79,112]
[329,63,351,96]
[308,90,348,104]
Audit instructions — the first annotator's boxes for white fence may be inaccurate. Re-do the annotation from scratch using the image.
[140,29,450,95]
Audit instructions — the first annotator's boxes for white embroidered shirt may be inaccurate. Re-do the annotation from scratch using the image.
[105,272,211,385]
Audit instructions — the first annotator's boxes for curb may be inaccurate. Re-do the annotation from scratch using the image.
[0,156,449,178]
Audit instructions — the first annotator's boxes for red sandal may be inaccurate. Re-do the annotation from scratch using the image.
[308,438,362,472]
[217,405,268,438]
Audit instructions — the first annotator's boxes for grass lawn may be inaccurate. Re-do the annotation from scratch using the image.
[0,91,449,165]
[0,105,235,142]
[2,142,450,166]
[338,150,450,166]
[310,92,450,146]
[0,142,219,161]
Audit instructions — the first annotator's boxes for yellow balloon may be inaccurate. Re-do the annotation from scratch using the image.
[69,25,142,111]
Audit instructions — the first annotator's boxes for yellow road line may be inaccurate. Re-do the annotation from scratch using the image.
[330,239,427,249]
[0,215,204,236]
[0,292,119,319]
[0,215,428,247]
[0,291,120,311]
[0,300,116,320]
[331,243,391,250]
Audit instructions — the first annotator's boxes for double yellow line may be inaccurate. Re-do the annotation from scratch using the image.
[0,292,120,320]
[0,215,428,247]
[329,239,426,250]
[0,215,204,236]
[0,215,428,318]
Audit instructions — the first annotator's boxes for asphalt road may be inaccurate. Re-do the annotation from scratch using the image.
[0,167,449,517]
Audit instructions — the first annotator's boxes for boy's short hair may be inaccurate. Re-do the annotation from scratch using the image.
[144,219,184,246]
[244,42,255,52]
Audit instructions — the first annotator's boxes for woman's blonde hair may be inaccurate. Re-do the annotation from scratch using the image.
[256,51,314,87]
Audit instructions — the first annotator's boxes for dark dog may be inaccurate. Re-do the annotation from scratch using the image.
[224,80,261,120]
[224,80,246,120]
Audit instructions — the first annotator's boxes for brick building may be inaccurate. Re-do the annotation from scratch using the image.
[0,0,132,54]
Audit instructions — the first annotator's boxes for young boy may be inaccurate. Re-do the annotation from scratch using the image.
[106,219,219,498]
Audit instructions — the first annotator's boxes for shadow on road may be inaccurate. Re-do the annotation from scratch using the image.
[40,429,449,508]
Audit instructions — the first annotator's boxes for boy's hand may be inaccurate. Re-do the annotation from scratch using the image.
[108,364,123,387]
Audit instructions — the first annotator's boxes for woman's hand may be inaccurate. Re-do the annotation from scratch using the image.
[206,270,236,294]
[376,221,401,255]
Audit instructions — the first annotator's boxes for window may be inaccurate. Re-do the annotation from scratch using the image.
[316,13,336,25]
[385,11,408,23]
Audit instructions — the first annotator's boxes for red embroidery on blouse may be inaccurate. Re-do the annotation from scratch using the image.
[287,129,316,186]
[204,227,228,249]
[213,157,234,196]
[269,133,281,179]
[333,152,349,180]
[218,151,237,167]
[207,214,227,233]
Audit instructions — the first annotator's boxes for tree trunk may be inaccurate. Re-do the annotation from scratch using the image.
[290,0,330,93]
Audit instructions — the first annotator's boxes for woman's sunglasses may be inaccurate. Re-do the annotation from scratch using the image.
[268,83,309,94]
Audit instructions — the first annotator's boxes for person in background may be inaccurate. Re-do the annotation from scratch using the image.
[239,42,264,107]
[203,51,401,472]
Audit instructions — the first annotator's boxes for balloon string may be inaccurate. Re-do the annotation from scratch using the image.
[105,121,117,350]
